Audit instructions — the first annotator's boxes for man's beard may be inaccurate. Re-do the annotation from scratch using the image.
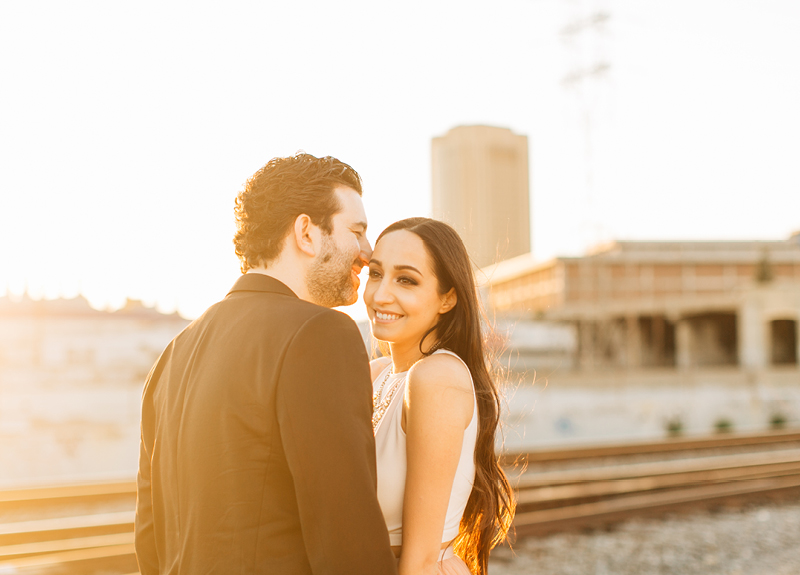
[306,234,358,308]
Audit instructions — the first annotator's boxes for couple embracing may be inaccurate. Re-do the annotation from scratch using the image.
[134,153,514,575]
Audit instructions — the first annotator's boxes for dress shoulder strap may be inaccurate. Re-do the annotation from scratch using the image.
[430,349,473,388]
[372,359,393,384]
[431,348,465,364]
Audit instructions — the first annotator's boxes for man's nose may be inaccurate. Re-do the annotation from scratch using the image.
[359,238,373,266]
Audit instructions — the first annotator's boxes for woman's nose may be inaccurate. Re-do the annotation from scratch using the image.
[372,278,393,304]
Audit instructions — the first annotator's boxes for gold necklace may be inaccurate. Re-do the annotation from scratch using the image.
[372,367,401,431]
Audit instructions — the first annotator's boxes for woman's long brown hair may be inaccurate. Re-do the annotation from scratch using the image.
[375,218,515,575]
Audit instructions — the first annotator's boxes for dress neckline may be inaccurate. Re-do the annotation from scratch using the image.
[380,349,460,378]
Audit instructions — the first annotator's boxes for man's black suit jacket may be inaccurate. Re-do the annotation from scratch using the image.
[135,274,397,574]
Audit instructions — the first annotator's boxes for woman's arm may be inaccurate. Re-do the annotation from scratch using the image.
[398,354,474,575]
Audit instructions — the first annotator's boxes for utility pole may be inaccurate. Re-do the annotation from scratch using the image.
[561,0,612,250]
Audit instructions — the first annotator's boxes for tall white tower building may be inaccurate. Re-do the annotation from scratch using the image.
[432,125,530,268]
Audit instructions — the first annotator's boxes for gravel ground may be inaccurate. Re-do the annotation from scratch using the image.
[488,501,800,575]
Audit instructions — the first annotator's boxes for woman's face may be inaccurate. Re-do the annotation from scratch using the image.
[364,230,455,351]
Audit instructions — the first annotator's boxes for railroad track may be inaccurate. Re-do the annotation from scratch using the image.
[503,428,800,466]
[511,445,800,536]
[1,429,798,573]
[0,482,138,574]
[506,429,800,537]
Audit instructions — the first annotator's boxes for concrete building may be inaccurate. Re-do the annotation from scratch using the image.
[486,233,800,371]
[432,125,530,268]
[0,294,190,487]
[483,233,800,449]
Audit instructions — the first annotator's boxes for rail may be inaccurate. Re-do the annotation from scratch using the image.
[502,428,800,466]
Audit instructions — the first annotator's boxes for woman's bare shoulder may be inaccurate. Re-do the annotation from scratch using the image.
[369,356,392,381]
[406,352,474,428]
[408,352,472,392]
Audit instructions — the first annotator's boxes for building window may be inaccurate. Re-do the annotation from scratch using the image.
[682,312,738,367]
[770,319,798,365]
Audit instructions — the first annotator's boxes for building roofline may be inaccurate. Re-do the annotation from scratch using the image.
[479,253,563,285]
[482,234,800,285]
[0,294,188,320]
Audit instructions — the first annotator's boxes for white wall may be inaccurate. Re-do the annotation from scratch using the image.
[500,368,800,451]
[0,313,188,488]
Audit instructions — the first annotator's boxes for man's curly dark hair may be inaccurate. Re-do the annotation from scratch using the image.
[233,153,363,273]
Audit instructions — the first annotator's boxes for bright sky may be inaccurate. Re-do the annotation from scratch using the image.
[1,0,798,321]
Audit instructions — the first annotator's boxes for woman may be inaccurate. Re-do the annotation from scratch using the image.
[364,217,515,575]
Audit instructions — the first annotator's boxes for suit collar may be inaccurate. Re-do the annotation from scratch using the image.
[227,273,298,299]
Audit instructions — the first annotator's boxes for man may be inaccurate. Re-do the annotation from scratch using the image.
[135,153,398,574]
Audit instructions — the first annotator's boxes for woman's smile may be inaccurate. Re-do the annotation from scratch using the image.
[374,310,404,323]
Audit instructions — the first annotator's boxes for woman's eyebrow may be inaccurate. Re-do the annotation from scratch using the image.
[368,260,422,275]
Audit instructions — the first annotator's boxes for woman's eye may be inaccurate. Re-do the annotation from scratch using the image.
[368,269,381,279]
[398,276,418,286]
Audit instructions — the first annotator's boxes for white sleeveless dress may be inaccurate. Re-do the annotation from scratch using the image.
[373,349,478,573]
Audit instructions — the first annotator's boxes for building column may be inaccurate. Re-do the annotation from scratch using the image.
[796,315,800,367]
[676,319,693,369]
[579,320,595,370]
[652,315,665,366]
[739,300,767,370]
[626,315,641,368]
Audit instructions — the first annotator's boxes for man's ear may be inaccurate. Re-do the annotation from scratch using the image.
[439,288,457,314]
[292,214,321,258]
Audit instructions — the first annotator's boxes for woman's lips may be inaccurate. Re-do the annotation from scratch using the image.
[374,310,403,323]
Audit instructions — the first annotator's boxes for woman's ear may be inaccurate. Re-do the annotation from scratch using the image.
[439,288,457,314]
[292,214,320,257]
